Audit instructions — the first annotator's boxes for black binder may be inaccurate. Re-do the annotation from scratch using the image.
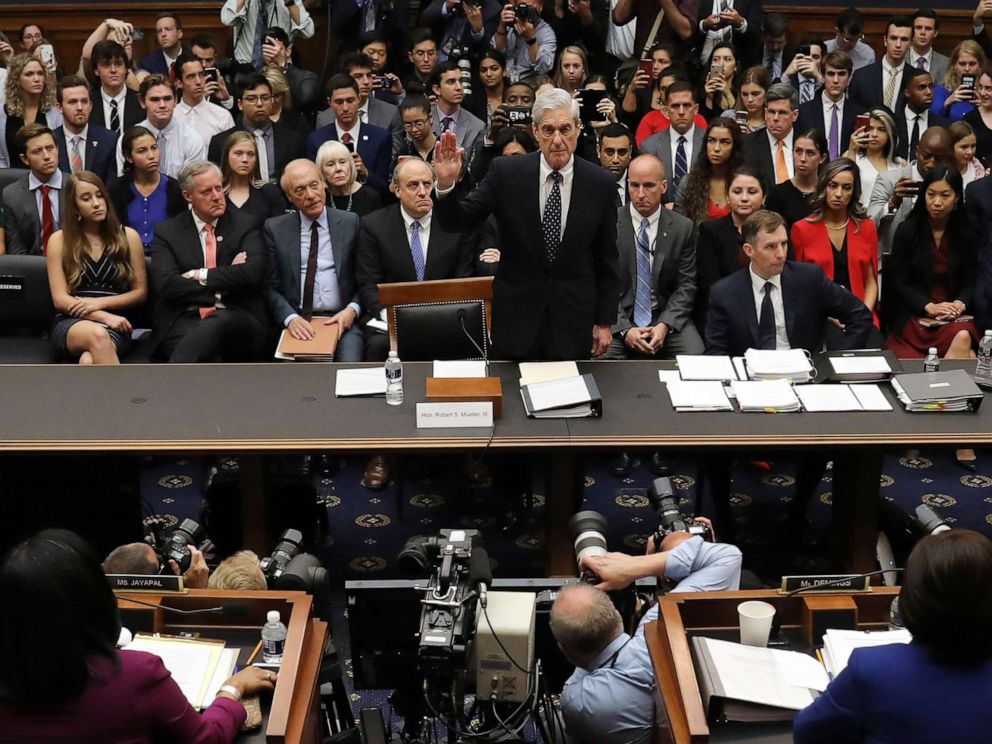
[520,373,603,418]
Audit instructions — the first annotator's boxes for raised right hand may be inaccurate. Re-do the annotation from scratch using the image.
[433,131,464,191]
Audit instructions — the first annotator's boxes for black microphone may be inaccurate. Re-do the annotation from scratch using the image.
[118,595,250,617]
[468,547,492,608]
[457,308,489,375]
[768,568,904,642]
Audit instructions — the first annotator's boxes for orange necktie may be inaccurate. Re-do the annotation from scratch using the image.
[774,140,788,184]
[199,223,217,319]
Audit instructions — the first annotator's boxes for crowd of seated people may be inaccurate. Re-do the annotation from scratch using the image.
[2,6,992,466]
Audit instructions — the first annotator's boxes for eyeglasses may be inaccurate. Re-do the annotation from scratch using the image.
[537,123,576,138]
[402,118,429,129]
[242,94,272,104]
[412,49,437,59]
[22,32,43,42]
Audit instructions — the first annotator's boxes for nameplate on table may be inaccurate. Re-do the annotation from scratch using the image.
[108,573,185,592]
[416,402,493,428]
[779,574,871,593]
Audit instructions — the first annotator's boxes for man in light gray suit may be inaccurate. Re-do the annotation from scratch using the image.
[430,60,485,165]
[909,9,948,85]
[868,126,950,256]
[315,53,404,160]
[607,154,703,359]
[639,81,705,198]
[264,159,364,361]
[3,124,63,256]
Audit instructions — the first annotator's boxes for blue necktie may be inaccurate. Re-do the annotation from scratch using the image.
[673,136,687,189]
[410,220,425,281]
[633,217,653,328]
[543,171,563,263]
[252,0,270,69]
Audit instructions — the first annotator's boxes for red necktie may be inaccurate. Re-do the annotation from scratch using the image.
[199,223,217,319]
[40,185,54,256]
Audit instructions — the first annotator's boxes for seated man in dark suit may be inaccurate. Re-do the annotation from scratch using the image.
[148,160,271,363]
[208,74,306,187]
[608,154,703,359]
[138,13,186,76]
[3,123,62,256]
[54,75,118,185]
[847,15,913,112]
[893,68,949,162]
[305,74,392,195]
[356,158,477,362]
[704,209,872,542]
[264,159,364,363]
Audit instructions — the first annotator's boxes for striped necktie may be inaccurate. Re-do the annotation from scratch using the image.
[633,217,653,328]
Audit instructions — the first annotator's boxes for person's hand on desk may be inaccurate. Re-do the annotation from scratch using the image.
[169,545,209,589]
[287,316,316,340]
[591,324,612,356]
[217,666,278,701]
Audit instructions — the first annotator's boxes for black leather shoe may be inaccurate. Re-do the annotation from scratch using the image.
[610,451,635,477]
[649,451,673,476]
[955,449,978,472]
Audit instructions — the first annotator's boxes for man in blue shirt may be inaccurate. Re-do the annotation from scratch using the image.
[550,531,742,743]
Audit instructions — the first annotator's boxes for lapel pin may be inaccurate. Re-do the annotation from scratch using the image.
[217,235,224,242]
[91,140,98,147]
[662,232,668,238]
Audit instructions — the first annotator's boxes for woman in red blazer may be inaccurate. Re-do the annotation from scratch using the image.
[790,157,879,335]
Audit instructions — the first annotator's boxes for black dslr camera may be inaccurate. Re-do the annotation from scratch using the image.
[648,477,711,550]
[162,518,206,574]
[259,528,304,584]
[514,2,538,24]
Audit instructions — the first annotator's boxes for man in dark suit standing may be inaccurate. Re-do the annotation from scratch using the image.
[148,161,270,362]
[306,74,392,195]
[89,41,143,137]
[54,75,118,185]
[264,159,364,363]
[434,87,621,361]
[744,83,798,189]
[356,158,477,362]
[208,75,306,186]
[609,154,702,359]
[847,15,913,112]
[795,51,865,161]
[705,209,872,542]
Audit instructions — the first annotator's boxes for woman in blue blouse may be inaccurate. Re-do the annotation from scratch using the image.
[931,40,986,123]
[108,126,184,254]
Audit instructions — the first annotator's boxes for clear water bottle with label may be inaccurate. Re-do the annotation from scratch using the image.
[385,351,404,405]
[923,347,940,373]
[976,331,992,380]
[261,610,286,663]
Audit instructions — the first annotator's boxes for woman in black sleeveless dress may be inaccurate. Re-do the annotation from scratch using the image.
[46,172,147,364]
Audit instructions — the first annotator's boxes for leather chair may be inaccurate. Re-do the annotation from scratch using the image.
[0,255,60,363]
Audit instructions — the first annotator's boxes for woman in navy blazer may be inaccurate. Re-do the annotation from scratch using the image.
[794,529,992,744]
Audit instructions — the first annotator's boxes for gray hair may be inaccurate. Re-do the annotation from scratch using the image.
[549,583,622,661]
[532,87,580,126]
[765,82,798,111]
[178,160,222,193]
[315,140,357,187]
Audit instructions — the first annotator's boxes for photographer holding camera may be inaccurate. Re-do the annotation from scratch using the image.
[102,541,210,589]
[492,0,556,80]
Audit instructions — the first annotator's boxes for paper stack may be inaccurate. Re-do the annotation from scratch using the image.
[820,628,912,679]
[675,355,739,381]
[730,379,801,412]
[744,348,814,383]
[125,634,239,709]
[665,380,734,411]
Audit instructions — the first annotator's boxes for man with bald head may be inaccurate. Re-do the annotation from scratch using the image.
[356,158,479,362]
[608,154,702,360]
[868,125,951,255]
[264,158,364,361]
[551,529,741,743]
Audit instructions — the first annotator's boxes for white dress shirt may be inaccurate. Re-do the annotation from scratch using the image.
[908,49,933,72]
[669,126,695,177]
[63,125,90,171]
[174,98,235,147]
[629,203,662,310]
[400,206,432,264]
[749,265,790,350]
[29,169,63,232]
[539,154,574,242]
[616,171,628,206]
[285,209,361,325]
[117,117,207,178]
[220,0,315,65]
[337,118,361,145]
[101,87,128,132]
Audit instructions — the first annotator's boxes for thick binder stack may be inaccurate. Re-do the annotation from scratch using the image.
[891,369,984,412]
[814,350,900,383]
[730,379,802,412]
[744,349,814,383]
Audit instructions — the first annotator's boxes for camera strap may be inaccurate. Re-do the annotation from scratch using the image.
[598,633,635,670]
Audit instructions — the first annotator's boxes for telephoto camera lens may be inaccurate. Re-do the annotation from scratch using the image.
[569,510,609,565]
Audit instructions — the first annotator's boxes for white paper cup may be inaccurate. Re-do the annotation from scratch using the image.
[738,600,776,647]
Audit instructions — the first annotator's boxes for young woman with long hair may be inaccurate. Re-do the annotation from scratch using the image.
[674,116,744,224]
[221,130,287,227]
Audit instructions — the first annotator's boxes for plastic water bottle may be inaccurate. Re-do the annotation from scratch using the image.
[888,596,903,631]
[385,351,404,405]
[977,331,992,380]
[923,347,940,373]
[261,610,287,663]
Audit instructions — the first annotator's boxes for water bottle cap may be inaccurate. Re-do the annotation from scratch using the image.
[985,331,992,337]
[267,610,280,623]
[928,348,937,354]
[388,351,398,358]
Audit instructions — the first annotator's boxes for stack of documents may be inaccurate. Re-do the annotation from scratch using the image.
[891,369,984,412]
[675,355,739,381]
[730,379,801,412]
[744,348,814,383]
[820,628,912,679]
[795,384,893,412]
[520,373,602,418]
[820,352,896,382]
[335,367,387,397]
[125,634,239,709]
[665,380,734,411]
[692,637,826,723]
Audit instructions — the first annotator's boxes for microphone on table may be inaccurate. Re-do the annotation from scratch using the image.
[117,594,250,618]
[468,547,493,609]
[457,307,489,376]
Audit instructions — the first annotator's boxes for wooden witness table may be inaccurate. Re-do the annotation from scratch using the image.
[115,589,326,744]
[646,588,900,744]
[0,360,987,575]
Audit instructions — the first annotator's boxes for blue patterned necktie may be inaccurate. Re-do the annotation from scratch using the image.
[410,220,426,281]
[252,0,270,68]
[633,217,653,328]
[543,171,563,263]
[673,136,687,189]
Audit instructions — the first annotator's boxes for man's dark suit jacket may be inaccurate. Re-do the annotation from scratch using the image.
[138,49,184,76]
[435,151,621,360]
[147,210,270,356]
[305,121,392,195]
[692,0,762,63]
[694,214,743,329]
[88,87,143,132]
[847,61,908,112]
[355,204,477,320]
[2,172,41,255]
[613,206,697,335]
[704,260,872,355]
[54,125,119,185]
[795,93,866,155]
[892,106,950,161]
[744,129,789,190]
[967,175,992,330]
[208,118,306,186]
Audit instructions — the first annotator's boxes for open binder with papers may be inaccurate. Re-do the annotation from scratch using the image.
[124,634,239,710]
[891,369,984,412]
[813,349,901,383]
[730,379,802,412]
[743,348,814,383]
[520,373,602,418]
